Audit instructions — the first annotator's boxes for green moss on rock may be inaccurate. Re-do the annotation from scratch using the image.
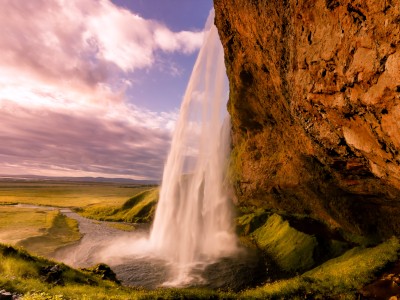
[251,214,317,272]
[236,208,270,236]
[241,237,400,299]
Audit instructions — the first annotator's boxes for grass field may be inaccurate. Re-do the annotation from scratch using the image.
[0,179,155,256]
[0,205,81,257]
[241,237,400,299]
[0,237,399,299]
[0,243,234,300]
[78,188,159,223]
[1,179,399,298]
[0,206,57,244]
[0,180,153,208]
[17,211,81,257]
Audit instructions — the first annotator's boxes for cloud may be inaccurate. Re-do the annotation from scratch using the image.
[154,28,204,54]
[0,0,203,86]
[0,0,206,179]
[85,1,204,72]
[0,100,175,179]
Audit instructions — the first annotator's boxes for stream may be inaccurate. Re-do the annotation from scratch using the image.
[54,208,172,288]
[6,205,266,290]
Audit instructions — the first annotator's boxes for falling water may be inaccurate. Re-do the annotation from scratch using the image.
[149,10,238,285]
[52,10,242,288]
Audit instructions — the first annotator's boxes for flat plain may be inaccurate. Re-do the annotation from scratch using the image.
[0,179,151,207]
[0,179,154,255]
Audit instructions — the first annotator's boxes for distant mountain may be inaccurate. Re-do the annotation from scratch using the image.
[0,174,159,185]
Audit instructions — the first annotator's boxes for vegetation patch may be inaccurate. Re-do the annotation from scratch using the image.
[0,206,58,244]
[78,188,158,223]
[236,207,271,236]
[241,237,400,299]
[237,208,350,275]
[0,243,132,299]
[0,243,234,300]
[251,213,317,272]
[17,212,81,257]
[106,223,136,231]
[1,231,399,299]
[0,180,150,208]
[1,180,398,298]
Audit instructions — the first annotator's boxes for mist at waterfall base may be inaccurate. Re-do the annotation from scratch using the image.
[56,12,264,290]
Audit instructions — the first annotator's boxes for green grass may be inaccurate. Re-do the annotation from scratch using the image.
[0,243,134,299]
[236,207,270,236]
[0,206,57,244]
[0,243,234,300]
[78,189,158,223]
[241,237,400,299]
[106,223,136,231]
[0,206,81,257]
[1,237,399,299]
[17,212,81,257]
[251,213,318,272]
[0,179,157,261]
[238,209,351,274]
[0,180,151,208]
[1,179,399,298]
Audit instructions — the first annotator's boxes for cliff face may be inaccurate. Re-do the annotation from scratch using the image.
[214,0,400,238]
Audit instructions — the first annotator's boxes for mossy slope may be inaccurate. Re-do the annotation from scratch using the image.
[237,209,349,274]
[77,188,158,223]
[242,237,400,299]
[0,243,234,300]
[252,213,317,272]
[2,236,399,299]
[235,207,400,298]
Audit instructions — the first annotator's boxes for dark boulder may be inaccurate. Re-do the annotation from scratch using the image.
[81,263,120,284]
[40,264,64,285]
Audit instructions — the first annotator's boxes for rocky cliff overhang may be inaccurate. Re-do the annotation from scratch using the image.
[214,0,400,238]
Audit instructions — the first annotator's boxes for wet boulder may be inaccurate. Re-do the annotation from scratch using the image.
[81,263,120,284]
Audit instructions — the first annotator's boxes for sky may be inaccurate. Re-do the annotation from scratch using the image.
[0,0,213,180]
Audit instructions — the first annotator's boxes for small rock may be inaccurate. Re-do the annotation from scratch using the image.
[50,264,61,273]
[361,279,400,299]
[387,273,396,279]
[40,264,64,285]
[0,291,13,300]
[81,263,120,284]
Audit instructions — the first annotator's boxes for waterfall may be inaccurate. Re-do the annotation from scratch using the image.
[149,10,238,286]
[51,10,242,288]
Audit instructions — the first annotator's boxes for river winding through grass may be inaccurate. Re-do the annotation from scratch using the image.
[2,204,263,290]
[58,208,263,290]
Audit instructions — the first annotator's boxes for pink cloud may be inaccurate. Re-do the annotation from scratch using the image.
[0,0,203,84]
[0,101,174,179]
[0,0,202,178]
[154,28,204,54]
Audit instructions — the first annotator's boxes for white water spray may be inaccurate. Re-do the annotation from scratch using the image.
[56,10,240,287]
[149,11,238,285]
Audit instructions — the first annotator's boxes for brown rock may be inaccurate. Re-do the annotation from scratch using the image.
[214,0,400,237]
[361,279,400,299]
